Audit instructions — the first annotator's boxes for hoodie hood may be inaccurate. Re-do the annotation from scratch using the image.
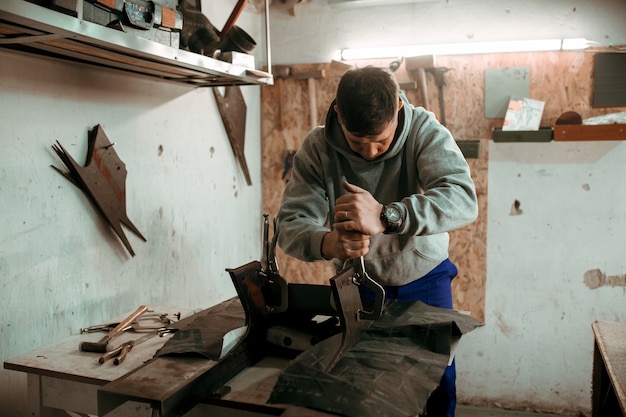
[324,92,413,165]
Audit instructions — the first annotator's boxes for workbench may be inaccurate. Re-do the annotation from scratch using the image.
[3,304,332,417]
[591,320,626,416]
[4,260,482,417]
[3,306,188,416]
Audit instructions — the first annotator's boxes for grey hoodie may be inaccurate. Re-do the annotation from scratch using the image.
[277,93,478,286]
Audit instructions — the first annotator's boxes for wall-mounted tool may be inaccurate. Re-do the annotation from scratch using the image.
[80,311,176,334]
[51,124,146,257]
[213,86,252,185]
[294,69,326,130]
[272,65,292,130]
[426,66,452,127]
[406,54,435,110]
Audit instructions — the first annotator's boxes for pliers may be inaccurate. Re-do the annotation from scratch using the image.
[98,341,134,365]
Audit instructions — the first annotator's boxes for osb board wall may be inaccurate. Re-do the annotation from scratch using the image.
[260,51,623,322]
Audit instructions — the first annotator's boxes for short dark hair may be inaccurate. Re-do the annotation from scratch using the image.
[335,66,400,136]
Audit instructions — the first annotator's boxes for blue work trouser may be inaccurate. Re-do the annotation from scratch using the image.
[359,258,458,417]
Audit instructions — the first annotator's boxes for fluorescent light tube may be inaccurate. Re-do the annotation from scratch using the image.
[337,38,590,60]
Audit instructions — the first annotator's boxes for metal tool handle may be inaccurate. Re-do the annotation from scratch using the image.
[105,305,149,339]
[353,257,385,321]
[113,342,134,365]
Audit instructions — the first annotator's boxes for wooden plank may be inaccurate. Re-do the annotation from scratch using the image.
[554,124,626,141]
[591,321,626,416]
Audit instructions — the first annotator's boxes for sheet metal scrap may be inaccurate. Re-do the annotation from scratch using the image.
[323,257,385,372]
[213,86,252,186]
[269,301,483,417]
[51,124,146,257]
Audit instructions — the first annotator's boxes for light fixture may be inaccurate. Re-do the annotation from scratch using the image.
[336,38,591,60]
[328,0,440,9]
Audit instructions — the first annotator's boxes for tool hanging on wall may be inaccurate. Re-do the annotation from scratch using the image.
[406,55,435,111]
[272,65,292,130]
[294,69,326,130]
[426,66,452,127]
[51,124,146,257]
[213,86,252,185]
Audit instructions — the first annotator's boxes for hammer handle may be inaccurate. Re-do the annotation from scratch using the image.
[106,305,148,340]
[220,0,248,36]
[80,305,148,353]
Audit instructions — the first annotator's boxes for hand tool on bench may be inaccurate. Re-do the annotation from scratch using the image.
[98,331,157,365]
[272,65,292,130]
[80,305,148,353]
[80,312,177,334]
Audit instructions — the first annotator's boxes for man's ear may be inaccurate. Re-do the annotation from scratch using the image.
[334,104,343,125]
[398,99,404,111]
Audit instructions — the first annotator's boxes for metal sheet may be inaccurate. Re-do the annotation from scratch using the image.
[268,301,482,417]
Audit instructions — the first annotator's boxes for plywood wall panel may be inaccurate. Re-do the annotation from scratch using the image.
[261,51,626,322]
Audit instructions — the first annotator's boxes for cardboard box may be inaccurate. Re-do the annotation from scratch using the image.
[492,127,553,142]
[553,124,626,141]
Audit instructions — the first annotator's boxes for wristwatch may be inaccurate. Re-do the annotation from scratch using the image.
[381,204,403,234]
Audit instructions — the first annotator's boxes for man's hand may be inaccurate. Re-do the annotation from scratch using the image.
[334,181,386,236]
[321,229,370,262]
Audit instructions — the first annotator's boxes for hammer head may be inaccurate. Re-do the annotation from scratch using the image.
[405,55,436,71]
[272,65,292,79]
[80,340,113,353]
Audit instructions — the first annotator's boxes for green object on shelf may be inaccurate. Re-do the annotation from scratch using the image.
[492,127,553,142]
[456,140,480,159]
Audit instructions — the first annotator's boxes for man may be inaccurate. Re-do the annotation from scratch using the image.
[276,66,478,416]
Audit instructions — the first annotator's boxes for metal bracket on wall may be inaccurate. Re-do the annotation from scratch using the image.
[51,124,146,257]
[213,86,252,185]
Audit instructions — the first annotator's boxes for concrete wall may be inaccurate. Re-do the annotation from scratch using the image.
[0,1,266,415]
[458,141,626,414]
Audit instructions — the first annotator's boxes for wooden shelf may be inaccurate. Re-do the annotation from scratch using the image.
[0,0,273,87]
[554,124,626,141]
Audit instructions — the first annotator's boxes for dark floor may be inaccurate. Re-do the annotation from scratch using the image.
[457,405,574,417]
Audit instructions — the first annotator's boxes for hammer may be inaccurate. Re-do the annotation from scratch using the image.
[405,55,436,110]
[79,305,148,353]
[294,69,326,130]
[272,65,291,130]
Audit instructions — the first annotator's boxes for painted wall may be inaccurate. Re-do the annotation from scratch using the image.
[457,141,626,414]
[0,1,266,415]
[268,0,626,65]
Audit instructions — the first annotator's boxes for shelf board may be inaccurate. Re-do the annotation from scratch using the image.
[0,0,273,87]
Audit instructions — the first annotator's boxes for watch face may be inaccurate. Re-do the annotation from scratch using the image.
[385,206,401,223]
